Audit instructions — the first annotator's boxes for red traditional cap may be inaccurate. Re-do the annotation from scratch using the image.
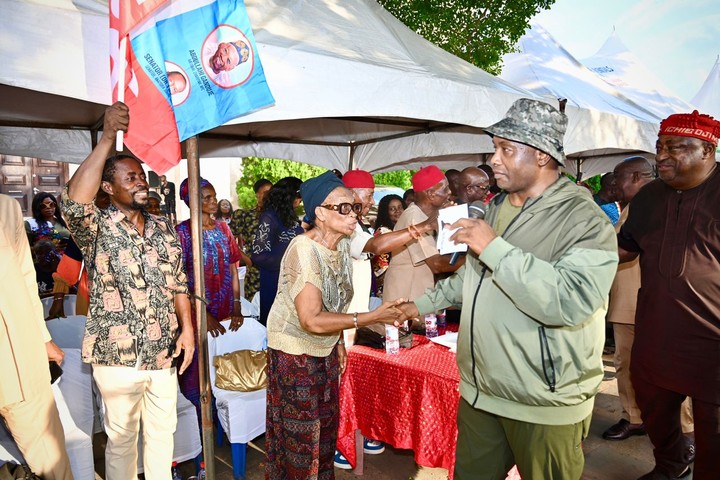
[412,165,446,192]
[659,110,720,146]
[342,169,375,189]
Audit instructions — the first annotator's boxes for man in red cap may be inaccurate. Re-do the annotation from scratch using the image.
[334,169,437,468]
[383,165,458,304]
[340,169,437,315]
[341,169,378,316]
[618,111,720,480]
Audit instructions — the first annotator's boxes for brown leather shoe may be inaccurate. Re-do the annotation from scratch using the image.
[602,418,647,440]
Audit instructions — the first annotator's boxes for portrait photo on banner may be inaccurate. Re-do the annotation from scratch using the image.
[201,25,255,89]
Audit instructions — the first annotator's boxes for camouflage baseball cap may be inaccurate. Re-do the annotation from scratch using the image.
[484,98,568,166]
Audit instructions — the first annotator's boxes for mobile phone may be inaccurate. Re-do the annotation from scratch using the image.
[49,361,63,384]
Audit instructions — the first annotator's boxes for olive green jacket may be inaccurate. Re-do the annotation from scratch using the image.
[415,177,618,425]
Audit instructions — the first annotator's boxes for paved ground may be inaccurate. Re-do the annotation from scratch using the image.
[93,354,692,479]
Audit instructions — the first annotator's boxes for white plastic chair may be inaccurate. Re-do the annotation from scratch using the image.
[207,302,266,480]
[45,315,86,349]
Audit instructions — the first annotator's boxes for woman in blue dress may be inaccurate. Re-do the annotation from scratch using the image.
[252,177,304,326]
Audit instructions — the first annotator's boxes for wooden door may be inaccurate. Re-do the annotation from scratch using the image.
[0,155,69,216]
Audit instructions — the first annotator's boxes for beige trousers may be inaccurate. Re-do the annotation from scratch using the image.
[614,323,694,432]
[613,323,643,424]
[0,384,73,480]
[94,365,178,480]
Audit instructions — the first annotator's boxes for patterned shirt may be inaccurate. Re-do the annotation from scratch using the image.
[61,187,188,369]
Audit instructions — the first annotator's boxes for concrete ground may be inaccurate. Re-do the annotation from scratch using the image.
[93,354,692,479]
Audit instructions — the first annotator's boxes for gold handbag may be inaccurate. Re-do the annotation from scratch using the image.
[213,349,267,392]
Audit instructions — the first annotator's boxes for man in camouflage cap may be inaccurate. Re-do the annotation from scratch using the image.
[399,98,618,479]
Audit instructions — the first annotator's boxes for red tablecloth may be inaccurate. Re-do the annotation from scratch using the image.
[337,335,460,476]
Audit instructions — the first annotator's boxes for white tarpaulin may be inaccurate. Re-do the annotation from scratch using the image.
[500,24,660,177]
[1,0,537,172]
[692,55,720,119]
[1,0,676,175]
[582,31,697,119]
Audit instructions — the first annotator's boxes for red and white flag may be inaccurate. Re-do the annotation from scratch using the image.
[110,0,181,174]
[109,0,275,174]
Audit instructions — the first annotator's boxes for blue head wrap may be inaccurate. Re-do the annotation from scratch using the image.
[300,171,345,222]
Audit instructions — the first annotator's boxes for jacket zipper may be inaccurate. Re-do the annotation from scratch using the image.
[538,326,557,392]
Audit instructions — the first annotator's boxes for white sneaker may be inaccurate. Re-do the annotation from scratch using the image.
[334,451,352,469]
[363,439,385,454]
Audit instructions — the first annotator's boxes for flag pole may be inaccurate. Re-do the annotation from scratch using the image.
[186,135,216,477]
[116,36,127,152]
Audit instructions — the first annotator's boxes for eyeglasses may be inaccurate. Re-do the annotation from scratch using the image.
[466,184,489,191]
[320,203,362,215]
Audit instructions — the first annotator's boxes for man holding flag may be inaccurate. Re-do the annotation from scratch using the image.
[61,102,195,480]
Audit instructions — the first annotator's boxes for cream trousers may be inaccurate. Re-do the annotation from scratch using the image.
[93,365,178,480]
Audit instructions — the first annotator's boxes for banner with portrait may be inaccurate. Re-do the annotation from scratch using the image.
[131,0,275,141]
[110,0,275,173]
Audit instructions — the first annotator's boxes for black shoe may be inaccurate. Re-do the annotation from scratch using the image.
[682,438,695,464]
[637,466,691,479]
[602,418,646,440]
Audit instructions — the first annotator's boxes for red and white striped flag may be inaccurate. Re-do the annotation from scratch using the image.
[109,0,181,174]
[108,0,275,174]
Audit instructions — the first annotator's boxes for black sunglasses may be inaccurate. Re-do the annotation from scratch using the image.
[320,203,363,215]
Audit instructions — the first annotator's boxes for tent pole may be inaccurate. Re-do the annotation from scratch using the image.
[186,135,216,478]
[347,144,356,171]
[575,158,583,183]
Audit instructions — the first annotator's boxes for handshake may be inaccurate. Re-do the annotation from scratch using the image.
[364,298,420,329]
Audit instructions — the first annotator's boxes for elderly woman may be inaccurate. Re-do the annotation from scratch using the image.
[265,171,405,479]
[175,178,244,425]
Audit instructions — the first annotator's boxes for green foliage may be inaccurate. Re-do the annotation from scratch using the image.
[373,170,415,190]
[236,157,327,209]
[378,0,556,75]
[565,173,601,194]
[584,174,601,194]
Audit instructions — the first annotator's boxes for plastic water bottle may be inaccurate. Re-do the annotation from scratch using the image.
[197,461,206,480]
[171,461,182,480]
[385,325,400,355]
[436,310,447,336]
[425,314,438,338]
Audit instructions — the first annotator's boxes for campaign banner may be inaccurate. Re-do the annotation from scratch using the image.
[131,0,275,141]
[110,0,182,173]
[110,0,274,173]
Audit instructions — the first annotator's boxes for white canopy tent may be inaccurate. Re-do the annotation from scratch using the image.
[1,0,544,172]
[500,24,660,177]
[2,0,674,176]
[692,55,720,119]
[582,31,697,119]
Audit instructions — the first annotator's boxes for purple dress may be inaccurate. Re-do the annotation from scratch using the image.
[176,219,240,421]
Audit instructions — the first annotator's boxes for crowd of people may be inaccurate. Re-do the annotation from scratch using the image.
[2,98,719,480]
